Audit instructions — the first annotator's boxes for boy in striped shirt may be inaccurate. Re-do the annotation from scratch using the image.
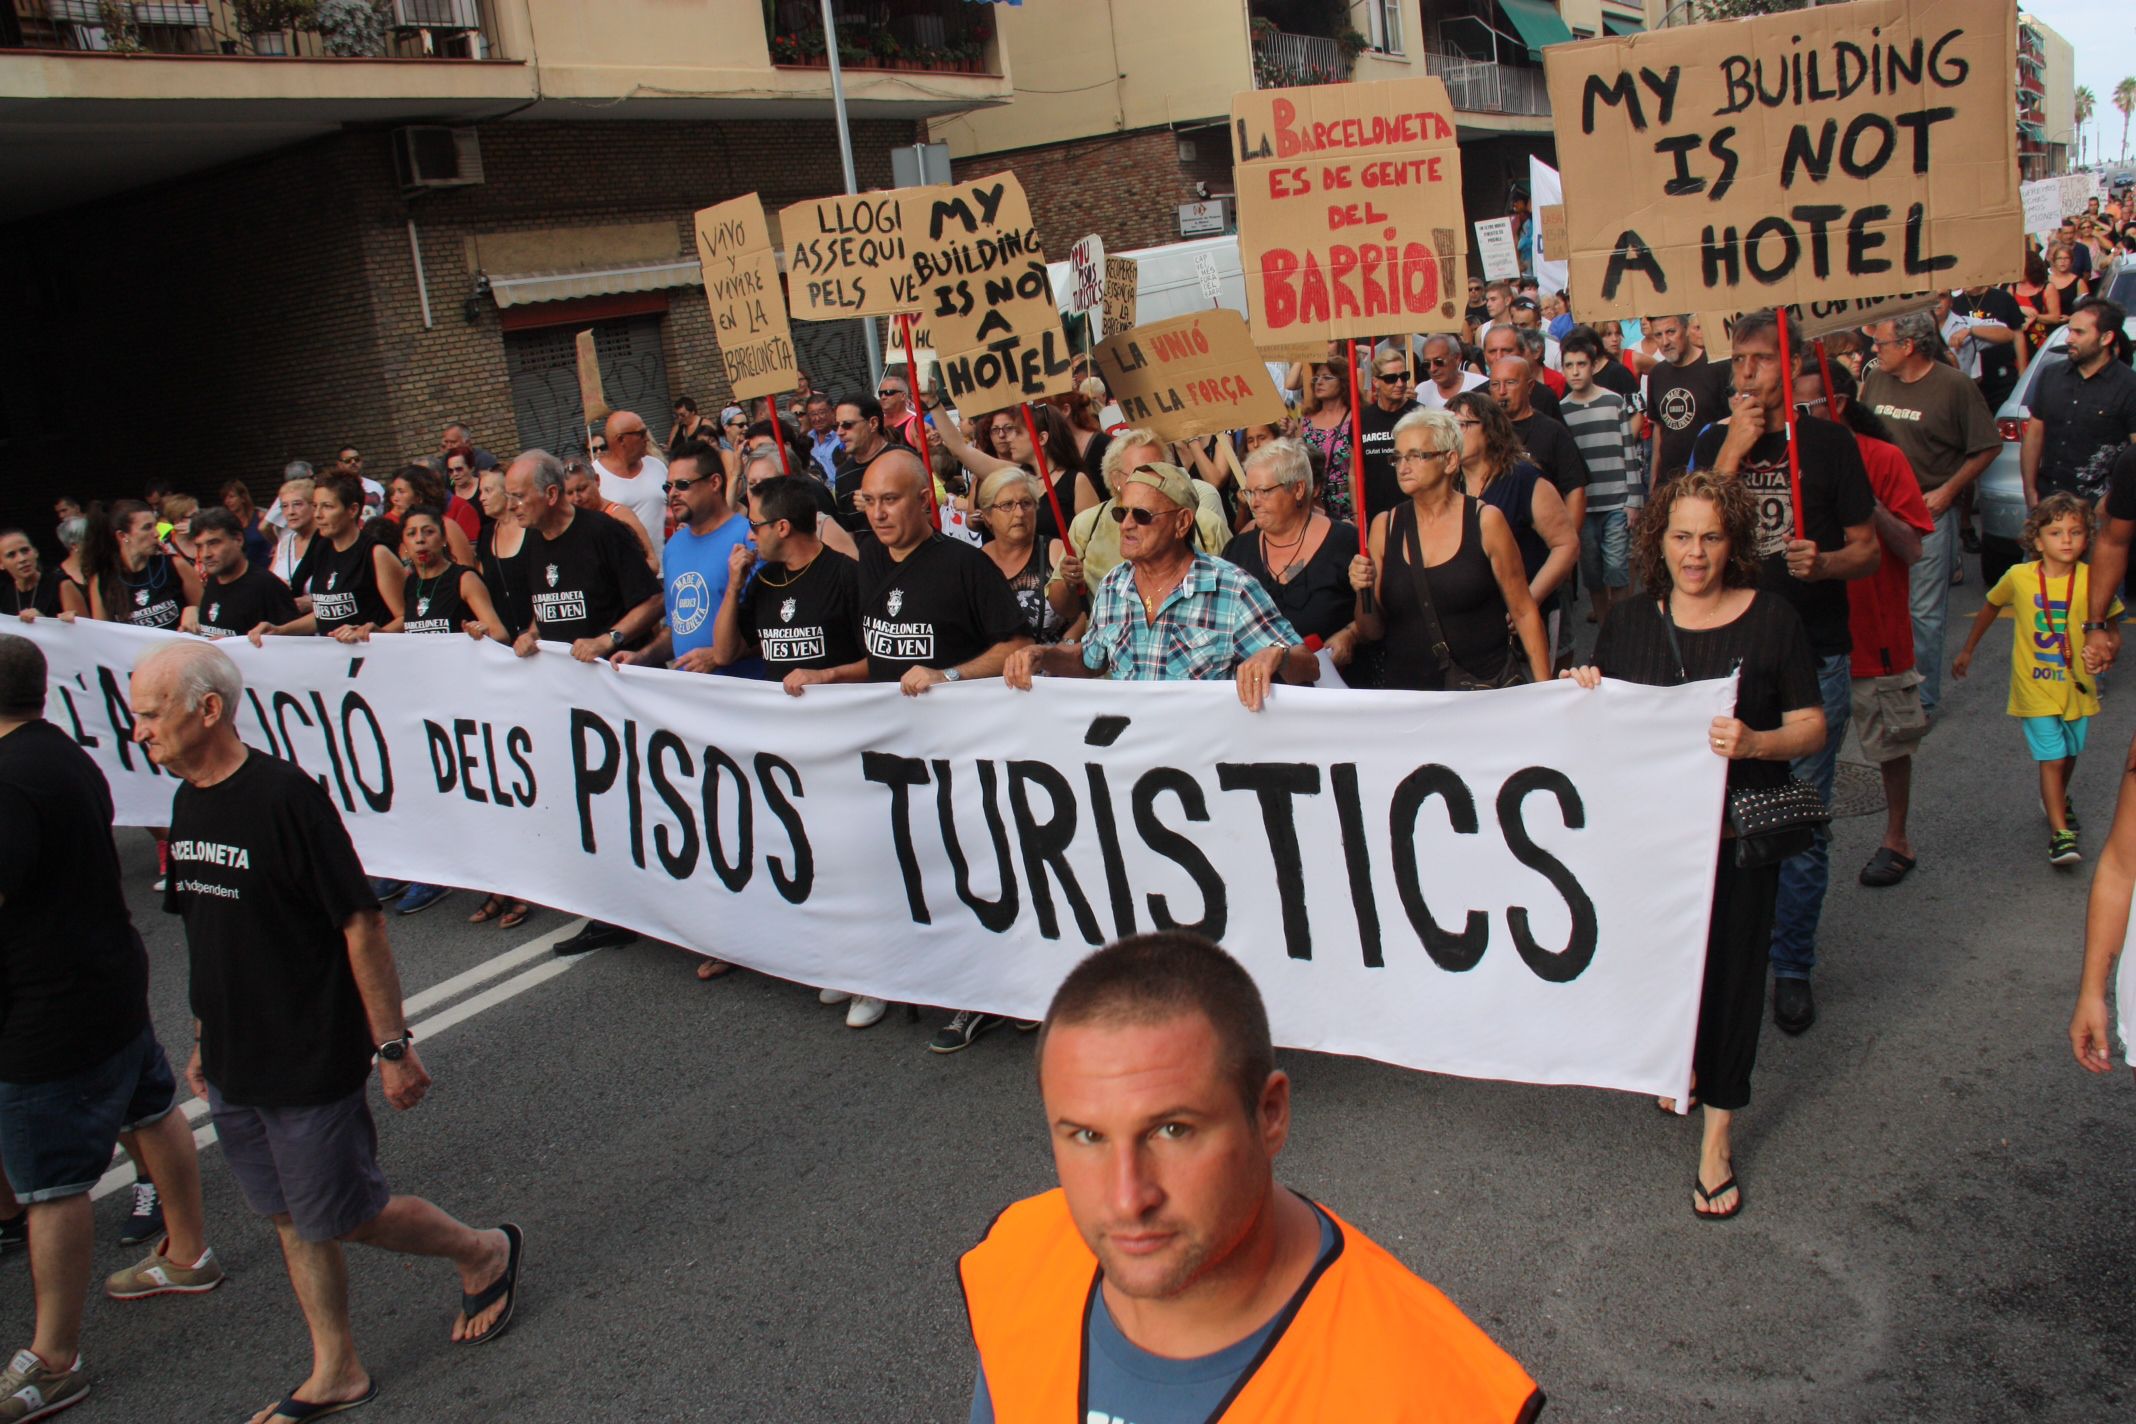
[1559,329,1645,626]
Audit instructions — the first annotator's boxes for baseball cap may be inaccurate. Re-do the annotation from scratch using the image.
[1124,462,1196,509]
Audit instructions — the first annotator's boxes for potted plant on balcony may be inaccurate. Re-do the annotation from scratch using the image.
[1334,26,1367,64]
[315,0,388,57]
[871,31,904,70]
[235,0,316,54]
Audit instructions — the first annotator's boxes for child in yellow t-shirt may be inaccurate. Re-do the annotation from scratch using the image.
[1954,493,2121,866]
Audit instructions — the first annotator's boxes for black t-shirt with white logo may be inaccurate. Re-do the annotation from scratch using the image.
[739,549,863,673]
[402,564,480,636]
[113,555,188,630]
[0,721,150,1083]
[1692,414,1876,659]
[195,563,299,640]
[164,751,380,1107]
[857,534,1025,683]
[1357,399,1420,526]
[522,507,661,644]
[301,534,392,636]
[1648,355,1733,482]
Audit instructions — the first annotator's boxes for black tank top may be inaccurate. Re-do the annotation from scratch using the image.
[307,533,392,636]
[402,563,474,635]
[480,525,533,639]
[111,555,186,631]
[1380,497,1510,692]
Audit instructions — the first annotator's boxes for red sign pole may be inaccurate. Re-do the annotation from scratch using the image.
[898,313,941,531]
[1776,312,1804,540]
[1347,338,1374,614]
[1020,403,1072,563]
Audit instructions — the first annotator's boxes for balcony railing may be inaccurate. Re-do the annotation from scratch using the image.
[1252,26,1349,90]
[1424,46,1550,116]
[8,0,503,58]
[767,0,998,75]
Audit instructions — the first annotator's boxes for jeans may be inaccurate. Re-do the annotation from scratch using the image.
[1771,652,1852,981]
[1910,504,1960,716]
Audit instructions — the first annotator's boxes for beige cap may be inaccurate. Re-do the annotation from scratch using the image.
[1122,462,1195,510]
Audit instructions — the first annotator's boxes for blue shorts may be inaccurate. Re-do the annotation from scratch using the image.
[2022,714,2090,762]
[0,1024,178,1204]
[1579,508,1632,591]
[207,1082,391,1242]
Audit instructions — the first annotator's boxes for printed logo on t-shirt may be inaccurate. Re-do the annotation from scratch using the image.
[531,589,588,625]
[207,601,220,624]
[324,572,338,590]
[670,571,712,636]
[887,588,905,616]
[545,563,560,588]
[312,590,357,623]
[863,615,933,661]
[1660,382,1701,432]
[779,596,796,623]
[134,588,149,607]
[415,595,431,617]
[1739,459,1794,559]
[761,621,828,662]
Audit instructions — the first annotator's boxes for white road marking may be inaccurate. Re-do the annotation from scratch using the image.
[91,919,598,1203]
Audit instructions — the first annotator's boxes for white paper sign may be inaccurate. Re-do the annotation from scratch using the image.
[26,619,1736,1100]
[1067,233,1105,315]
[2023,176,2066,237]
[1195,251,1222,303]
[1528,156,1568,300]
[1474,218,1520,282]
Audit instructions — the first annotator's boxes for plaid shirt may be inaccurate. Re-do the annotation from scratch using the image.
[1082,553,1299,681]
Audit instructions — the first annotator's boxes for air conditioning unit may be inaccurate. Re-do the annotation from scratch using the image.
[393,127,484,191]
[391,0,479,30]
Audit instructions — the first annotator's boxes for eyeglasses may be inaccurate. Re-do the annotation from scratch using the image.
[1107,505,1165,526]
[1240,482,1294,500]
[746,517,775,530]
[985,498,1038,514]
[663,476,711,493]
[590,442,608,454]
[1394,451,1447,467]
[1425,356,1456,368]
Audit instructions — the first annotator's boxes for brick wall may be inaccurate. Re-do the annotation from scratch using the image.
[951,125,1217,260]
[0,115,921,542]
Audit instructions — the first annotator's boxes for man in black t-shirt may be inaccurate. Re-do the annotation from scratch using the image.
[1357,350,1421,524]
[712,477,862,688]
[0,636,223,1415]
[2023,299,2136,504]
[506,450,663,660]
[1694,309,1880,1037]
[133,641,523,1415]
[2084,441,2136,672]
[1646,314,1732,485]
[1491,357,1590,524]
[832,396,894,534]
[186,508,299,641]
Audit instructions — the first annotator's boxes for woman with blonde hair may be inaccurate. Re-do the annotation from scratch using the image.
[975,467,1078,645]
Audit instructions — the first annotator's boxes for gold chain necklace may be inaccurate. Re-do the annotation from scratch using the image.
[755,550,821,589]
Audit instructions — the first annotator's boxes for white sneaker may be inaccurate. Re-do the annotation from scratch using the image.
[845,996,888,1029]
[818,988,852,1006]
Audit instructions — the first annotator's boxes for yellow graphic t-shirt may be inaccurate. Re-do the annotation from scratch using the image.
[1984,560,2121,721]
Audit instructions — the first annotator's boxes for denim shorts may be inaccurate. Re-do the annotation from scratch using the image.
[207,1081,391,1242]
[1579,508,1631,590]
[0,1023,177,1204]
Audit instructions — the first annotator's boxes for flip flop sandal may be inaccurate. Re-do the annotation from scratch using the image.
[266,1380,378,1421]
[1858,848,1916,887]
[1693,1175,1743,1221]
[696,958,735,981]
[457,1223,523,1346]
[496,902,533,931]
[467,894,510,925]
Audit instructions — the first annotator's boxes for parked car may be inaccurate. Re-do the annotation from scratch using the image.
[1975,262,2136,586]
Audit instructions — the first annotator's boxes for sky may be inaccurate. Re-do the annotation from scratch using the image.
[2024,0,2136,166]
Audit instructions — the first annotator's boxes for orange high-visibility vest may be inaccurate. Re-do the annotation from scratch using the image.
[959,1189,1543,1424]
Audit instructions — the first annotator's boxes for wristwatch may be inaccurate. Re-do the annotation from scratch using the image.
[2083,621,2116,633]
[377,1030,414,1063]
[606,628,625,648]
[942,667,963,682]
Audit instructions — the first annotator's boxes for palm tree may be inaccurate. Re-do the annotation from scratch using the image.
[2117,77,2136,163]
[2074,86,2093,166]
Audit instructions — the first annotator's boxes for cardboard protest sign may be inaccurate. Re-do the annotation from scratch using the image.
[575,329,609,425]
[1475,218,1519,281]
[1093,309,1287,442]
[693,195,798,402]
[1102,256,1139,335]
[1537,205,1568,269]
[778,191,924,320]
[899,172,1072,416]
[1543,0,2020,322]
[1067,234,1105,314]
[2059,172,2092,222]
[1705,288,1938,356]
[1233,77,1466,346]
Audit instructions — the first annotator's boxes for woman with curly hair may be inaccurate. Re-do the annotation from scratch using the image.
[1563,469,1827,1220]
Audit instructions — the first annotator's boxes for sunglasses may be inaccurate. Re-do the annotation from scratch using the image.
[663,476,712,493]
[1107,504,1167,526]
[1376,371,1412,383]
[836,419,867,430]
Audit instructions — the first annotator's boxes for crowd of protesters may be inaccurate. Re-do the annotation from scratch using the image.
[5,182,2135,1420]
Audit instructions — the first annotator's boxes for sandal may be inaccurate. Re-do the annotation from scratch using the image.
[1858,848,1916,888]
[467,894,510,925]
[456,1223,523,1346]
[262,1379,378,1421]
[695,958,734,981]
[1692,1174,1743,1221]
[496,901,532,931]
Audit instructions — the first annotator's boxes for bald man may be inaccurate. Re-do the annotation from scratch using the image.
[595,410,669,574]
[1490,357,1588,529]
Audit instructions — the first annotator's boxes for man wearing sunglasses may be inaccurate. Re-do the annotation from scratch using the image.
[831,396,892,535]
[611,445,752,678]
[596,410,670,577]
[1357,349,1421,524]
[1416,334,1486,411]
[1007,463,1313,709]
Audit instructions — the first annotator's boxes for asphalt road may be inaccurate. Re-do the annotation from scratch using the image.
[6,569,2132,1423]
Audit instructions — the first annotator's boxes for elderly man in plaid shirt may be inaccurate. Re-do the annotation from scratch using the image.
[1005,463,1317,708]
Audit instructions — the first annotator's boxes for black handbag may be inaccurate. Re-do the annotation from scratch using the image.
[1402,500,1528,691]
[1660,602,1828,868]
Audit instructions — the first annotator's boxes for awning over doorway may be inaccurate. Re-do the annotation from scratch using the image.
[1602,14,1643,36]
[488,259,702,310]
[1496,0,1575,57]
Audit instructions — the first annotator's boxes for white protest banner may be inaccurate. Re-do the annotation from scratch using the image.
[2021,176,2064,238]
[900,172,1073,416]
[694,194,798,402]
[1093,309,1288,442]
[778,191,922,320]
[1529,155,1568,298]
[1067,233,1106,315]
[1544,0,2022,321]
[1233,77,1466,346]
[1474,218,1520,282]
[30,619,1733,1100]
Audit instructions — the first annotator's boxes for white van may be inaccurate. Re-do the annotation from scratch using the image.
[1045,234,1248,335]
